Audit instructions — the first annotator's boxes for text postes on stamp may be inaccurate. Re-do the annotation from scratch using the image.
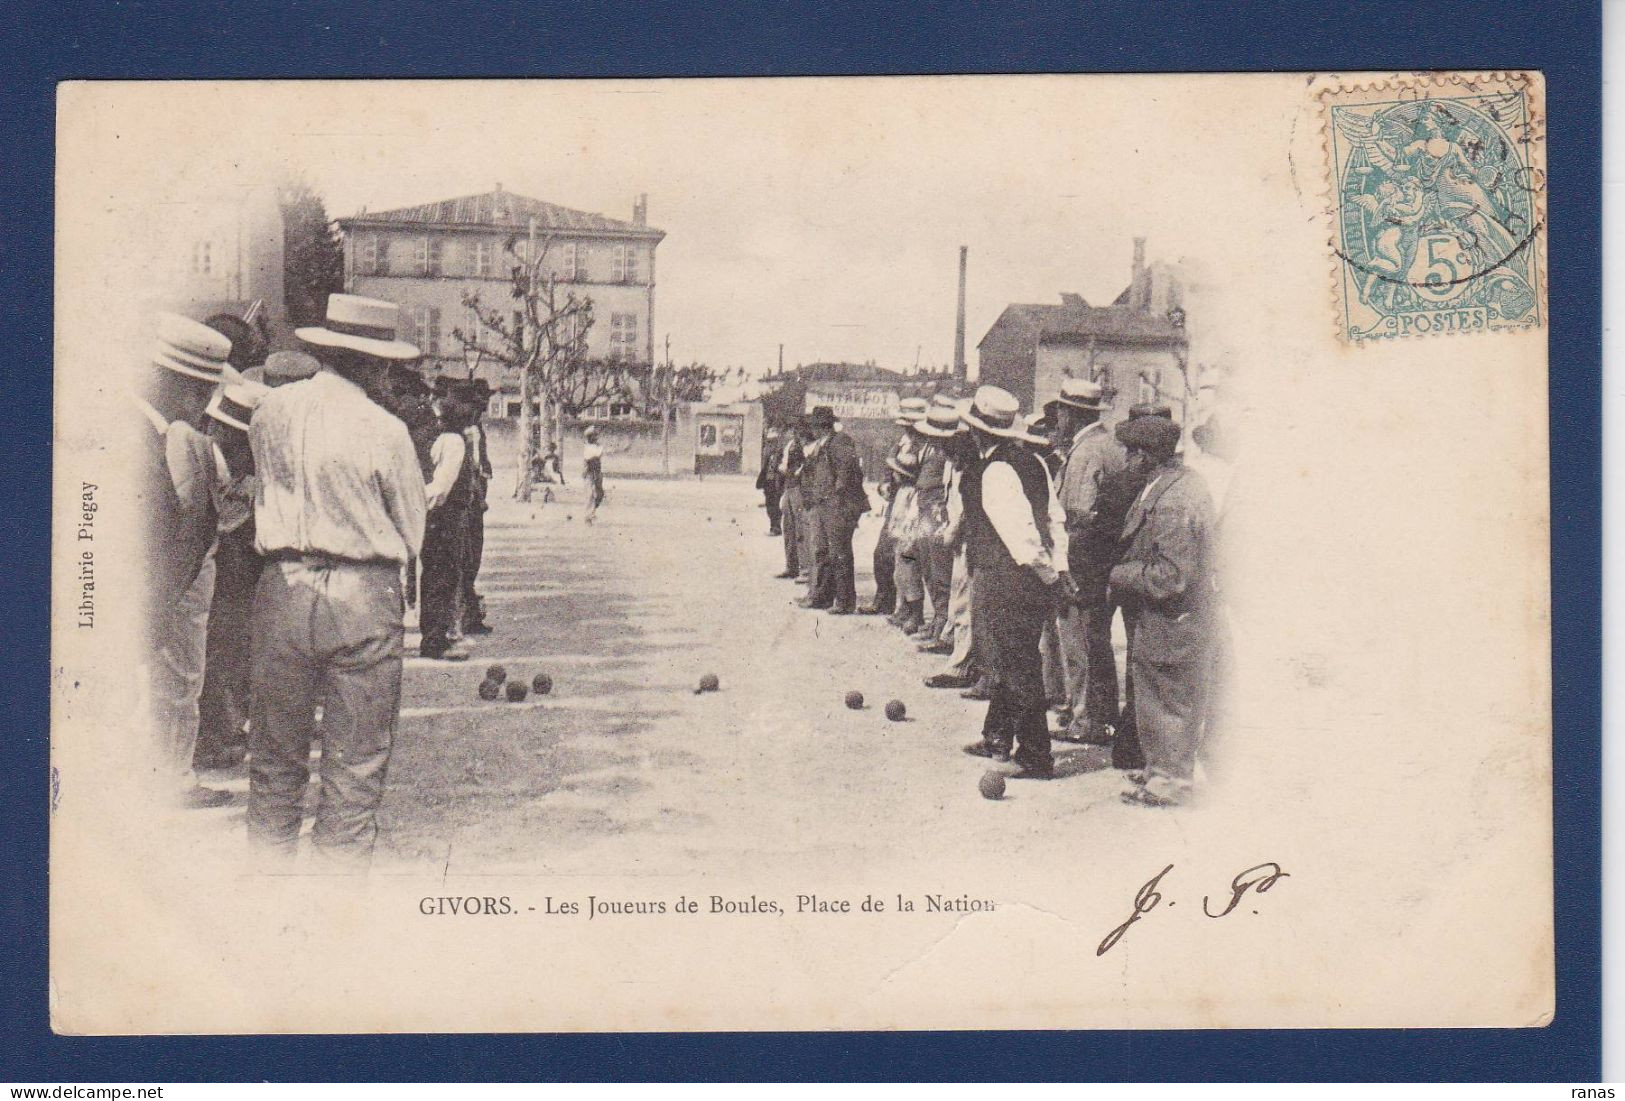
[1318,72,1546,343]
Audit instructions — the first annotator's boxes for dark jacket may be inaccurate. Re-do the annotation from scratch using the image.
[756,433,785,490]
[961,442,1052,600]
[801,431,869,516]
[1109,461,1216,665]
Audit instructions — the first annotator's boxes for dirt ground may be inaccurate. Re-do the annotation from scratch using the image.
[186,452,1175,879]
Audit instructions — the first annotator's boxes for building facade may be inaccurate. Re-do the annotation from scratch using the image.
[337,187,665,416]
[758,362,960,479]
[977,238,1189,425]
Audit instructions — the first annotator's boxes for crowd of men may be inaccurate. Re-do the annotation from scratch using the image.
[759,379,1227,807]
[135,293,494,868]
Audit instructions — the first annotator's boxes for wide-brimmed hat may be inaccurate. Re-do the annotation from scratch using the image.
[915,402,960,439]
[204,379,271,433]
[961,385,1023,437]
[1116,414,1182,457]
[152,312,235,384]
[807,405,836,430]
[893,396,930,427]
[296,294,421,360]
[1055,377,1106,411]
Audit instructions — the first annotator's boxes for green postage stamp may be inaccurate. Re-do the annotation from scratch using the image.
[1319,71,1546,342]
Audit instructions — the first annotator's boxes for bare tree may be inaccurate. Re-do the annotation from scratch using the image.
[640,361,735,475]
[452,223,601,500]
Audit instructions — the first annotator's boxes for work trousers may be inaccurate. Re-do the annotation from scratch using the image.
[780,485,804,575]
[944,551,976,674]
[894,542,924,603]
[1130,652,1207,804]
[971,566,1051,768]
[763,480,783,532]
[920,536,954,632]
[797,494,817,578]
[808,504,859,611]
[418,511,464,649]
[461,500,487,629]
[196,529,264,766]
[1040,615,1066,706]
[247,557,404,869]
[871,520,898,614]
[151,549,217,790]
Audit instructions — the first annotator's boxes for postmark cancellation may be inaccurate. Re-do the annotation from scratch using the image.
[1317,71,1547,343]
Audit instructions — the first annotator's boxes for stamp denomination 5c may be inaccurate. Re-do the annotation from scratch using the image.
[1317,72,1546,343]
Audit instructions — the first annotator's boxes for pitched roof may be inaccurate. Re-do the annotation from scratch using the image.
[978,291,1183,349]
[339,189,664,239]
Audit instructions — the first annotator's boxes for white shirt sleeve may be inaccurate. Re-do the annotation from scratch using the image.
[425,432,466,511]
[983,459,1061,585]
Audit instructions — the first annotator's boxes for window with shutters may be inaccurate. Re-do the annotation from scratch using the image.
[412,237,428,275]
[611,245,626,283]
[472,240,493,278]
[358,235,377,276]
[413,305,440,357]
[623,245,640,284]
[375,236,392,276]
[190,240,213,275]
[609,312,639,362]
[426,236,443,276]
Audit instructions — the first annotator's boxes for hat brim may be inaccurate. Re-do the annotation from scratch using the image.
[296,326,422,361]
[153,349,227,385]
[916,421,957,439]
[205,408,252,433]
[962,408,1022,437]
[1054,395,1106,411]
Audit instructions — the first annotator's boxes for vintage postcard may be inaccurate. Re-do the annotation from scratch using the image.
[50,74,1552,1033]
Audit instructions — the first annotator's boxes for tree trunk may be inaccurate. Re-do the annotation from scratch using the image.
[661,404,671,477]
[515,365,535,502]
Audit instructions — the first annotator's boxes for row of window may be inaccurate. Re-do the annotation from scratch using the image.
[405,305,642,361]
[355,233,648,284]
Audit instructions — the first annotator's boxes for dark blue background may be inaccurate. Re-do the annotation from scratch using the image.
[0,0,1601,1082]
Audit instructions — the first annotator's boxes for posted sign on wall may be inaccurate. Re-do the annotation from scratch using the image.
[804,387,900,422]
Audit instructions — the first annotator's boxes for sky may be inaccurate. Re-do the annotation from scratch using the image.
[66,76,1281,391]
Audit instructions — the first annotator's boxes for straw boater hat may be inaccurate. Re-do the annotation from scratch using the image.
[1054,377,1106,411]
[153,313,237,384]
[205,379,272,433]
[893,396,930,427]
[915,401,960,439]
[961,385,1023,437]
[295,294,421,360]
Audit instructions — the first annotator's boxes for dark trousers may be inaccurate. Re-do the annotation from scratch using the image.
[763,480,783,532]
[1131,654,1205,798]
[780,485,803,574]
[195,528,263,767]
[1083,602,1122,730]
[1113,609,1146,770]
[971,566,1051,768]
[871,528,897,613]
[247,558,404,868]
[461,501,486,628]
[418,512,463,649]
[809,505,858,611]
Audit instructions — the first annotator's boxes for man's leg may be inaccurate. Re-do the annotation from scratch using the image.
[832,511,859,612]
[870,528,897,614]
[1128,655,1202,805]
[196,539,258,769]
[153,551,217,797]
[461,502,488,631]
[803,504,833,607]
[764,482,782,534]
[780,490,801,575]
[924,538,954,637]
[247,563,322,859]
[1085,602,1122,736]
[310,564,406,870]
[418,516,461,656]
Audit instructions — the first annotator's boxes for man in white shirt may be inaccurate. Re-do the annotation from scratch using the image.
[247,294,426,869]
[957,386,1072,778]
